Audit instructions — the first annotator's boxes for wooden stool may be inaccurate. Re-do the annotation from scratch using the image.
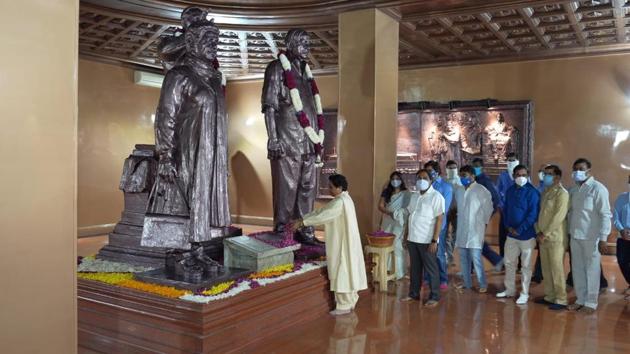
[364,245,396,292]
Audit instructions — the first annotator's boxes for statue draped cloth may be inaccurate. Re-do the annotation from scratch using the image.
[147,56,230,243]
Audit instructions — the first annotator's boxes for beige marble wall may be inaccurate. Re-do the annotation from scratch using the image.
[77,59,158,231]
[0,0,78,352]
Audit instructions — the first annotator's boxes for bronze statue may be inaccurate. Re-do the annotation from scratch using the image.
[261,29,322,246]
[141,7,230,279]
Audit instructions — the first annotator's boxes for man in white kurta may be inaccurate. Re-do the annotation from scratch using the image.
[567,158,612,313]
[298,175,367,315]
[454,166,494,292]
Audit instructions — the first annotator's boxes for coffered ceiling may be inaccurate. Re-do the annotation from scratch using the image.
[79,0,630,78]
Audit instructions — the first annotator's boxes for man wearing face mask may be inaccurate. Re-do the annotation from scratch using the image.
[566,158,612,314]
[612,174,630,300]
[536,164,550,194]
[496,152,520,258]
[471,157,504,272]
[534,165,570,310]
[496,165,540,305]
[445,160,461,266]
[402,169,445,307]
[423,161,452,289]
[454,165,494,293]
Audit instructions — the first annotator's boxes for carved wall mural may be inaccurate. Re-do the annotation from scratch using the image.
[397,100,533,184]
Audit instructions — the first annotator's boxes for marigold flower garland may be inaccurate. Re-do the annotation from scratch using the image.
[78,256,326,302]
[279,52,325,167]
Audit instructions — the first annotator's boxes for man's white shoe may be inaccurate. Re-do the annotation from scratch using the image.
[516,294,529,305]
[496,291,514,298]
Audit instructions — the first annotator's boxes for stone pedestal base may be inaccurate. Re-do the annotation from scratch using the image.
[224,234,301,272]
[78,267,333,353]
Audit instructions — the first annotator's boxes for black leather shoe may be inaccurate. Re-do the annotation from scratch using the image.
[534,297,553,305]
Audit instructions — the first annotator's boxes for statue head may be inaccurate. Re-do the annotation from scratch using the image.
[185,14,220,62]
[285,28,310,61]
[181,7,208,30]
[497,113,505,125]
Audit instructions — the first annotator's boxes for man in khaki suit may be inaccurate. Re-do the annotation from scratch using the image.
[534,165,570,310]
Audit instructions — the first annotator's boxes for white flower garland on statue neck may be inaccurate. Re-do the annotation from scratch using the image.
[278,52,325,167]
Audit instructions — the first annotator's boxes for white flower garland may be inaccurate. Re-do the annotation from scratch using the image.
[278,53,325,148]
[179,261,327,304]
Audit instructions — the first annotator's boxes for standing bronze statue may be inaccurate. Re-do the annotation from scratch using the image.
[141,7,229,280]
[261,29,324,246]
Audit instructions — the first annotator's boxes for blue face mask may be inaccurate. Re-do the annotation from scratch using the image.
[543,174,554,186]
[460,177,472,187]
[473,166,483,176]
[429,171,439,180]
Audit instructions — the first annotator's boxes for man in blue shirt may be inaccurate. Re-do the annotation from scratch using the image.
[471,157,504,271]
[496,152,520,258]
[496,165,540,305]
[613,174,630,299]
[424,160,453,289]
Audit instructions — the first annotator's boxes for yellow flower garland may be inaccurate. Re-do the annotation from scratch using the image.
[78,272,188,298]
[77,262,311,300]
[202,280,235,296]
[77,272,133,285]
[248,263,294,279]
[118,279,188,298]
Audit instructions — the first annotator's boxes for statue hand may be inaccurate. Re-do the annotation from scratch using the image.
[158,159,178,183]
[267,139,286,160]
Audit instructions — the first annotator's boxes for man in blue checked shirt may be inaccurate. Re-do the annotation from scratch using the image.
[613,174,630,299]
[423,160,452,290]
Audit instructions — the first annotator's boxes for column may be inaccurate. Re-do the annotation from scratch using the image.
[337,8,399,235]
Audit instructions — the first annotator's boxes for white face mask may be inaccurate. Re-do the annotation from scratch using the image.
[572,170,588,182]
[515,176,528,187]
[446,167,458,179]
[507,160,519,174]
[538,171,545,182]
[391,179,402,188]
[416,179,430,192]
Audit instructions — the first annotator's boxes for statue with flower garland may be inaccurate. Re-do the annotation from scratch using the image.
[261,29,325,246]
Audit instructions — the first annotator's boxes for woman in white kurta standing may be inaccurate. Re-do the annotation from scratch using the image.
[454,165,494,293]
[293,174,367,316]
[378,171,411,280]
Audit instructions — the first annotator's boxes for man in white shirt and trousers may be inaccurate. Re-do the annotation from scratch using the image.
[454,165,494,293]
[566,158,612,314]
[401,169,445,307]
[294,174,367,316]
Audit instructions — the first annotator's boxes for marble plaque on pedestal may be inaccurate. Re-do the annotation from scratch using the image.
[224,235,301,272]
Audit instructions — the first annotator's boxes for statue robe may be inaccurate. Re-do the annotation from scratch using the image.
[146,57,230,244]
[303,192,367,293]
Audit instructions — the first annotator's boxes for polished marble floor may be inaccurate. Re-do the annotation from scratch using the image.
[78,232,630,354]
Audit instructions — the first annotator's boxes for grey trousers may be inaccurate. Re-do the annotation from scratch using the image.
[408,242,440,301]
[271,154,317,235]
[570,238,601,309]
